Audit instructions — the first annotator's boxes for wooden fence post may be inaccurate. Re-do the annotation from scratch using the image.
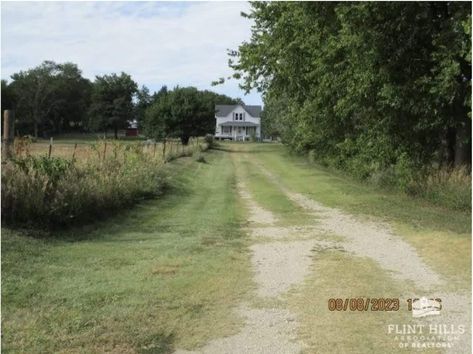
[103,142,107,161]
[72,143,78,160]
[2,110,15,160]
[162,139,166,160]
[48,137,53,158]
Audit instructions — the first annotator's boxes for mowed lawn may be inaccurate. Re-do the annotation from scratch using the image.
[1,150,252,353]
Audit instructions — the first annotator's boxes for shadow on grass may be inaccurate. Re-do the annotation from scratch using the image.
[138,332,175,354]
[212,142,281,154]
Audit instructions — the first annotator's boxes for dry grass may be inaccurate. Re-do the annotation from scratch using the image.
[3,137,208,228]
[15,137,206,163]
[288,250,429,354]
[420,166,472,211]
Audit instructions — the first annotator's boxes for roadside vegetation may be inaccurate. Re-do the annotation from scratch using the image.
[2,150,252,353]
[2,138,208,229]
[226,2,471,211]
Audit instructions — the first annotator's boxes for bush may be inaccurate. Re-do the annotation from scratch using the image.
[204,134,214,148]
[195,153,207,163]
[1,142,168,229]
[308,150,317,163]
[307,149,471,211]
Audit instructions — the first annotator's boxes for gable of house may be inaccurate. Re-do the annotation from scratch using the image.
[215,104,261,118]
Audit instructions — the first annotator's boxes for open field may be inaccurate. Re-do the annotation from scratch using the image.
[2,142,471,353]
[17,136,203,162]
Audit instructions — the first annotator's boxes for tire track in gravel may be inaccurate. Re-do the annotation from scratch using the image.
[254,160,442,290]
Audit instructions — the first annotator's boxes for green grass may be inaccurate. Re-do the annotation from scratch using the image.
[236,155,312,226]
[252,145,470,234]
[1,150,252,353]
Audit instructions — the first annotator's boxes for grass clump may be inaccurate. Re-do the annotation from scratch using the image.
[195,153,207,163]
[1,142,167,229]
[204,134,215,148]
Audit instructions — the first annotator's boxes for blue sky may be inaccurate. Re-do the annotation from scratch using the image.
[1,1,262,105]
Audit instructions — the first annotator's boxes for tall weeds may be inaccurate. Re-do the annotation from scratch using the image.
[311,151,471,211]
[2,140,207,229]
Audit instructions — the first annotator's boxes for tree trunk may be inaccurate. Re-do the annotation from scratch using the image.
[445,127,456,167]
[180,135,190,145]
[114,125,118,140]
[34,121,38,138]
[454,122,471,167]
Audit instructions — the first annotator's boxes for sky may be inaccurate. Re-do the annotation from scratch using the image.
[1,1,262,105]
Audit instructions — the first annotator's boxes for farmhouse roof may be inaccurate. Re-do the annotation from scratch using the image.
[215,104,262,118]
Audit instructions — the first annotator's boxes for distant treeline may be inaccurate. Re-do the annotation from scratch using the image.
[231,2,471,171]
[1,61,239,143]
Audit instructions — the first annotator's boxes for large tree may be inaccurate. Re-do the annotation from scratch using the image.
[9,61,91,137]
[142,87,238,144]
[134,85,152,125]
[88,73,137,139]
[230,2,471,170]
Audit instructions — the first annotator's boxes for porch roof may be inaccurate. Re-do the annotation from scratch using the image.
[220,121,258,127]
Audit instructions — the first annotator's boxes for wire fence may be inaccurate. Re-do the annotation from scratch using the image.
[13,137,206,163]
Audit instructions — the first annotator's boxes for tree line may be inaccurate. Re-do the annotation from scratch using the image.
[1,61,238,143]
[230,2,471,173]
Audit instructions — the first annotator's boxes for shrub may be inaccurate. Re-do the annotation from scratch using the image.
[204,134,214,148]
[308,150,317,163]
[1,142,168,229]
[307,148,471,211]
[195,154,207,163]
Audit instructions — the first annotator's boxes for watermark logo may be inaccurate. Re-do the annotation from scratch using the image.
[411,297,442,318]
[387,323,466,349]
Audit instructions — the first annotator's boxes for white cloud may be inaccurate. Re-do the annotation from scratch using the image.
[1,1,262,105]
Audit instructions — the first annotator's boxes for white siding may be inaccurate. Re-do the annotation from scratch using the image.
[215,105,261,138]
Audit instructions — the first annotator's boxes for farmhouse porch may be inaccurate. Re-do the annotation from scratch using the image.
[215,121,258,141]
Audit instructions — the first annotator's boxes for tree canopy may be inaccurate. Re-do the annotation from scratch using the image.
[142,86,238,144]
[230,2,471,172]
[5,61,241,140]
[87,73,138,139]
[9,61,92,137]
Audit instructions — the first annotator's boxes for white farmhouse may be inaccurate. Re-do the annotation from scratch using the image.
[214,104,262,141]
